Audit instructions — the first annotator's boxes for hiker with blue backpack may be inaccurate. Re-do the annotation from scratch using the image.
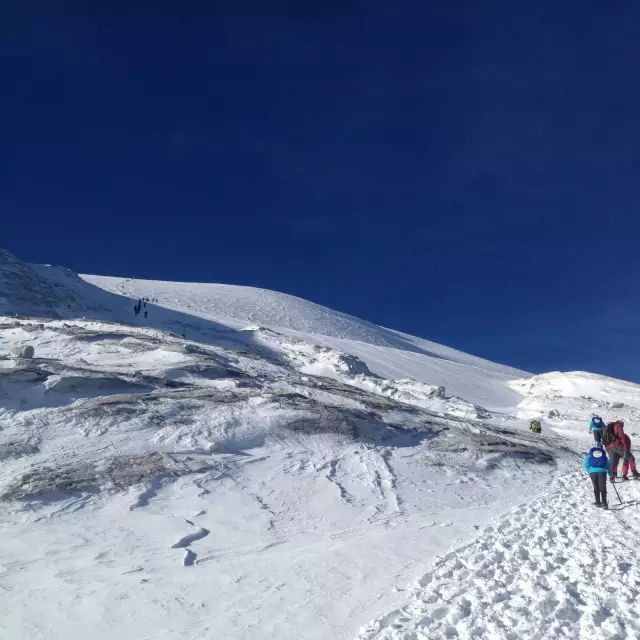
[589,415,606,443]
[583,444,612,509]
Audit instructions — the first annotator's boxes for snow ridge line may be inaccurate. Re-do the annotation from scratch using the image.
[358,471,640,640]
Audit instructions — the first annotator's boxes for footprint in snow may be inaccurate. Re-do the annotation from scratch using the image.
[170,526,210,549]
[170,519,210,567]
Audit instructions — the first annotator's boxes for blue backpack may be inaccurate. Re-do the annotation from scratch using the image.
[587,447,607,469]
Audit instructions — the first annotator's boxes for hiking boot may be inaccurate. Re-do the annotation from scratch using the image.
[633,472,640,479]
[595,501,602,508]
[622,476,629,481]
[603,501,609,510]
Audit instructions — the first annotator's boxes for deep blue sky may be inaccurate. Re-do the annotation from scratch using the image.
[3,1,640,379]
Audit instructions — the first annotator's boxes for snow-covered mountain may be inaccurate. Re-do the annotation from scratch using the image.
[1,249,639,640]
[81,272,527,409]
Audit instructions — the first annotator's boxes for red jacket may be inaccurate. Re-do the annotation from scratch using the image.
[606,423,627,450]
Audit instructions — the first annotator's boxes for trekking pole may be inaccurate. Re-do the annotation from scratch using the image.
[612,480,623,505]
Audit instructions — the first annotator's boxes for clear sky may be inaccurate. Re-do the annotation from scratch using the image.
[3,2,640,380]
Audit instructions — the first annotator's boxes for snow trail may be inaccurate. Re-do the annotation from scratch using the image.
[359,472,640,639]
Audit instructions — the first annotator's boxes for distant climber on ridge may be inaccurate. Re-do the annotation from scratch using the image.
[583,444,611,509]
[589,415,605,443]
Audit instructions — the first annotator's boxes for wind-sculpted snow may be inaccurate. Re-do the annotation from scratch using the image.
[0,303,572,639]
[0,318,553,507]
[0,250,614,640]
[0,365,153,411]
[1,451,213,501]
[0,436,40,461]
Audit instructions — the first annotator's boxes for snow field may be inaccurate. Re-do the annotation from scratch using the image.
[358,471,640,640]
[4,250,640,639]
[0,311,567,640]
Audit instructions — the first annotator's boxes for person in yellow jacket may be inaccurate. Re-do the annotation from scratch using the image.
[529,419,542,433]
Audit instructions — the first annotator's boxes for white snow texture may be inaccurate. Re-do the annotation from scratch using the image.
[0,248,638,640]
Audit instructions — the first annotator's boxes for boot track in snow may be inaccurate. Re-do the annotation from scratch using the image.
[358,471,640,639]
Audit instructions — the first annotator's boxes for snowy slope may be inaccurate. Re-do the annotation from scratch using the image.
[358,372,640,639]
[358,471,640,639]
[1,250,638,640]
[0,249,88,315]
[82,274,526,408]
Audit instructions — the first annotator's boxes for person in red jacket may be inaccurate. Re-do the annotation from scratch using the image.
[614,433,640,481]
[605,421,626,480]
[605,421,640,480]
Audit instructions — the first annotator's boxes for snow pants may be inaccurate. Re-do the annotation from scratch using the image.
[613,452,637,477]
[590,472,608,504]
[593,430,603,444]
[608,446,625,476]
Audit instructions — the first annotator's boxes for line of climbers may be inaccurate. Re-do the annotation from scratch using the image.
[133,298,150,319]
[584,416,639,510]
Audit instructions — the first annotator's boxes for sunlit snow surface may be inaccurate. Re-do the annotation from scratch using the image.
[1,250,639,639]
